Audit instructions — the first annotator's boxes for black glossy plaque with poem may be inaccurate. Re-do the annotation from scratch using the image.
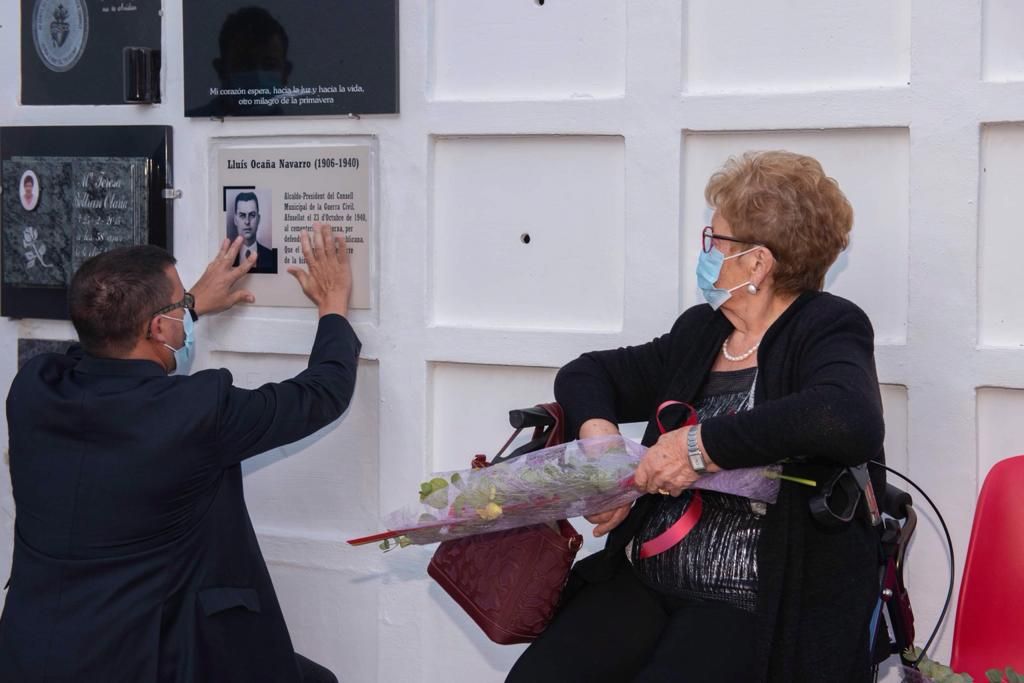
[183,1,398,118]
[0,126,172,320]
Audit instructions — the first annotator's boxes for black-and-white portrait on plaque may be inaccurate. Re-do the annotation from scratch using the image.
[224,187,277,274]
[20,170,40,212]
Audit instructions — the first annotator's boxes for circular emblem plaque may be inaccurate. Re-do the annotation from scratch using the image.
[32,0,89,73]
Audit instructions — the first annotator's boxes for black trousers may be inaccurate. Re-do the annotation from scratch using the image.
[506,560,757,683]
[296,653,338,683]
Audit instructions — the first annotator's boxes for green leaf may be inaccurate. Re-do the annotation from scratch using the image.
[921,657,957,680]
[422,488,449,510]
[419,477,449,505]
[986,670,1003,683]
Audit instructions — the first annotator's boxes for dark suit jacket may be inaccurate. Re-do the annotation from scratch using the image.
[234,241,277,274]
[0,314,360,682]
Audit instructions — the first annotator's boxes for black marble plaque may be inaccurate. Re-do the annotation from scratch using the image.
[17,338,77,369]
[21,0,162,105]
[70,157,150,274]
[183,1,398,118]
[0,126,172,320]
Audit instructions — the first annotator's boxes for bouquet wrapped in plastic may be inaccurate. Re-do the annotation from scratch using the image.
[348,435,785,550]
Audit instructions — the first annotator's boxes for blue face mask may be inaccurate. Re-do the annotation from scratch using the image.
[696,245,758,310]
[161,311,195,376]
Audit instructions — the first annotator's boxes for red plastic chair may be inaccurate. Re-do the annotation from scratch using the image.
[950,455,1024,679]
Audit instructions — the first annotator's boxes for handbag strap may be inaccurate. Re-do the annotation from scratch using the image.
[638,400,702,559]
[556,519,584,553]
[540,403,565,448]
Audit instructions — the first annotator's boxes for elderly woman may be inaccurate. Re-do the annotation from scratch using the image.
[507,151,885,683]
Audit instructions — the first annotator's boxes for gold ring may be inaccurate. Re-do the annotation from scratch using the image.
[657,488,670,496]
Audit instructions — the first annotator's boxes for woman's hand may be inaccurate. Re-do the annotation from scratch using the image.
[633,427,701,497]
[585,505,632,537]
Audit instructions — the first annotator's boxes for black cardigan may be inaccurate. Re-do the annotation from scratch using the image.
[555,291,885,683]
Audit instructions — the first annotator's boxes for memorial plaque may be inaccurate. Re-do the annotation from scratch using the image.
[21,0,162,105]
[17,338,77,369]
[184,1,398,118]
[215,140,373,309]
[1,126,172,319]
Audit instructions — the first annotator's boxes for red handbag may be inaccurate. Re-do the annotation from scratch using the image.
[427,403,584,645]
[428,518,582,644]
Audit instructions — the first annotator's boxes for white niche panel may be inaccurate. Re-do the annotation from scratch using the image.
[430,362,557,472]
[977,388,1024,491]
[266,561,378,683]
[431,0,626,101]
[983,0,1024,81]
[881,384,909,474]
[685,1,910,93]
[432,136,625,331]
[682,128,910,344]
[979,125,1024,347]
[211,354,380,535]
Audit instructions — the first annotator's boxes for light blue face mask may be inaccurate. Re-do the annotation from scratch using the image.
[160,311,195,376]
[696,245,758,310]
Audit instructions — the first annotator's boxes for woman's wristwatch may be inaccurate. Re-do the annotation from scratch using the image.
[687,426,708,475]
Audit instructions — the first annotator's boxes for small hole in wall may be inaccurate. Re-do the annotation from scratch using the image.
[520,233,531,244]
[535,0,545,5]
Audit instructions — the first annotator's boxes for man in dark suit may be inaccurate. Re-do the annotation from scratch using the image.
[0,223,356,682]
[232,190,277,273]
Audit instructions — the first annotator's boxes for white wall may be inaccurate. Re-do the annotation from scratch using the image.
[0,1,1019,679]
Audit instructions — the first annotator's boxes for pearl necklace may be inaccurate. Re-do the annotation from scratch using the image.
[722,334,760,362]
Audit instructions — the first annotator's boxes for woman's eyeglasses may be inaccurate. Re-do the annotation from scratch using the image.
[701,226,759,254]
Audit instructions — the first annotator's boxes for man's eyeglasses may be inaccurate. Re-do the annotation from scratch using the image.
[151,292,194,318]
[702,225,760,254]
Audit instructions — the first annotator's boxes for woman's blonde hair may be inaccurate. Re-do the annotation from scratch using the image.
[704,150,853,293]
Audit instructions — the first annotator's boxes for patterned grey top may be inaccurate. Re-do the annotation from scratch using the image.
[629,366,763,612]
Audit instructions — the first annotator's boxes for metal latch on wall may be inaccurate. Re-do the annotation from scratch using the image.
[162,188,182,200]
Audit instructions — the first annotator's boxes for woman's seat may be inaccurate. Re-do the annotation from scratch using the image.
[949,455,1024,679]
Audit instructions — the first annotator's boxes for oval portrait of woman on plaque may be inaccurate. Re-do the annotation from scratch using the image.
[20,170,40,212]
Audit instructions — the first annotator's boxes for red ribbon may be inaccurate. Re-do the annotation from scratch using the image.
[638,490,703,559]
[637,400,702,559]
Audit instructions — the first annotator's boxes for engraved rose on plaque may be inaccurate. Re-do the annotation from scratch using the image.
[22,227,54,270]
